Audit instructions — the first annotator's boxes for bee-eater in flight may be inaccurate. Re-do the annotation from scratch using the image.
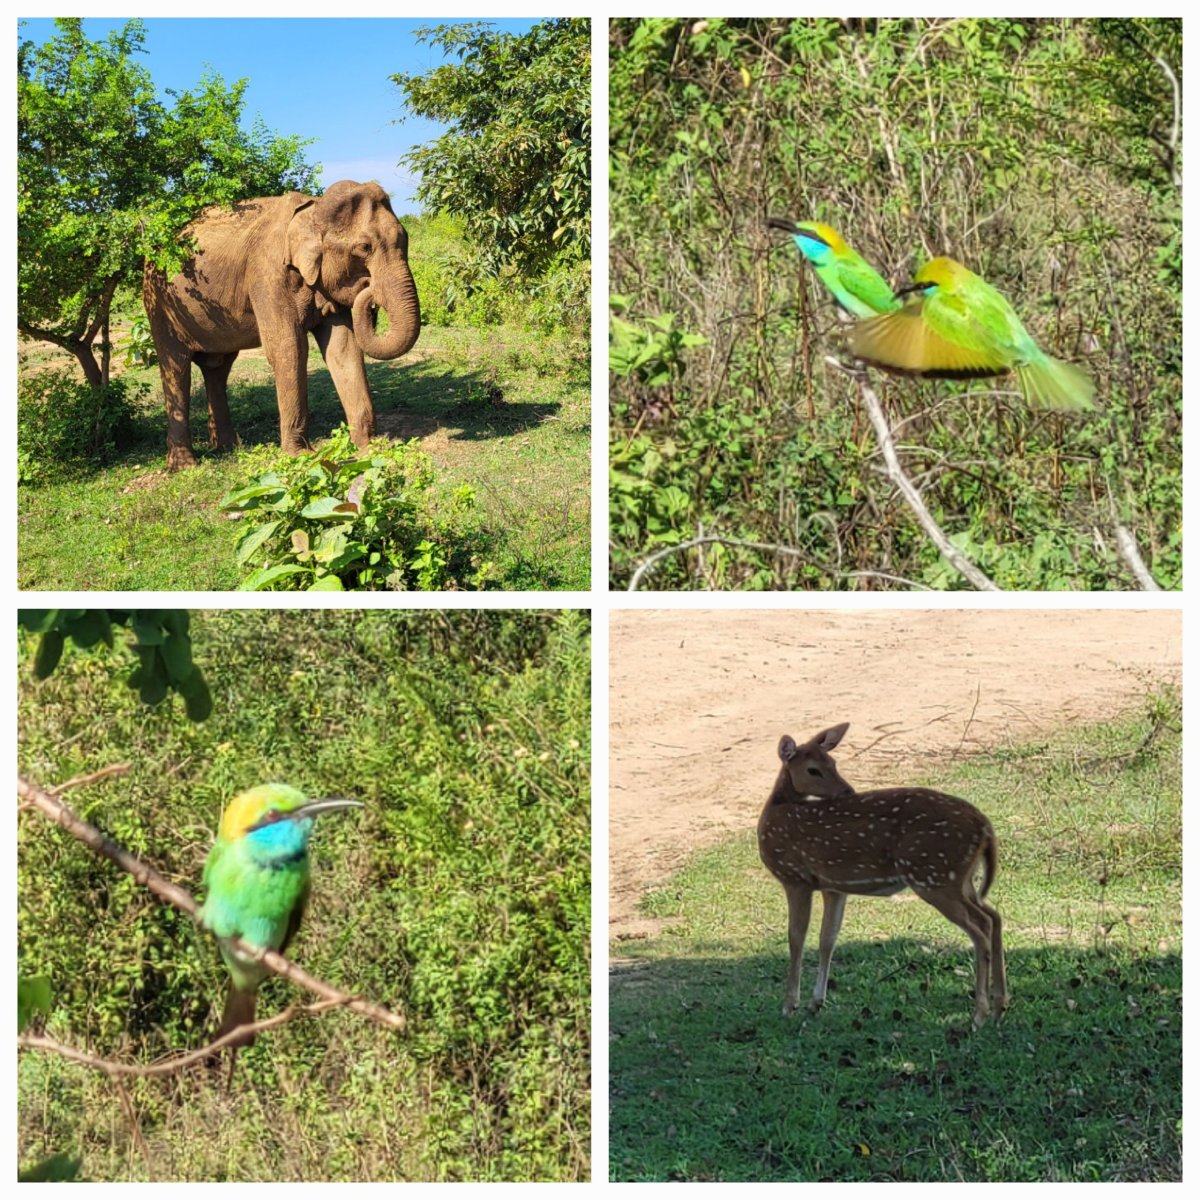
[199,784,363,1049]
[767,218,902,319]
[849,256,1096,411]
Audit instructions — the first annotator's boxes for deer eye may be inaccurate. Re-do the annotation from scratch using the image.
[807,767,821,777]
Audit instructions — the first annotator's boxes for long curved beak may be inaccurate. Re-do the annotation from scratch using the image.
[291,797,365,821]
[766,216,802,236]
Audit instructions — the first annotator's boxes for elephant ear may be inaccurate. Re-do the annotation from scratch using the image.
[285,199,323,287]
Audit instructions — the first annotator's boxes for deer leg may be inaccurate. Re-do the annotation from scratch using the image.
[810,890,847,1012]
[917,888,993,1029]
[977,897,1009,1018]
[782,883,814,1017]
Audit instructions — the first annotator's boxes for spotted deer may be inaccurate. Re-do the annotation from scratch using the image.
[758,723,1008,1028]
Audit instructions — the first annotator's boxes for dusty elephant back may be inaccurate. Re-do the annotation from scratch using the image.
[143,194,308,354]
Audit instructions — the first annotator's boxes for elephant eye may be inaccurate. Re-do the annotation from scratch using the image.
[351,240,372,257]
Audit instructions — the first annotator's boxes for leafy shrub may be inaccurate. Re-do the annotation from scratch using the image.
[120,313,157,368]
[219,426,493,591]
[17,370,141,485]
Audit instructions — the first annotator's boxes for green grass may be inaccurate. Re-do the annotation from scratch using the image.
[17,322,589,590]
[18,611,591,1182]
[610,695,1181,1181]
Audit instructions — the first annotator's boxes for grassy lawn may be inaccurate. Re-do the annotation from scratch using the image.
[609,695,1182,1181]
[18,611,590,1181]
[17,323,589,590]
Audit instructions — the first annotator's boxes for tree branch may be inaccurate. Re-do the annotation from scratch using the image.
[827,358,1001,591]
[624,532,931,591]
[1152,54,1181,191]
[1112,523,1162,591]
[20,1000,348,1079]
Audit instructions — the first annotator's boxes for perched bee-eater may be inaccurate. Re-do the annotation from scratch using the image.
[848,256,1096,411]
[198,784,363,1048]
[767,218,902,319]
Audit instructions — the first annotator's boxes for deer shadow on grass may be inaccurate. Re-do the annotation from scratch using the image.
[609,944,1181,1183]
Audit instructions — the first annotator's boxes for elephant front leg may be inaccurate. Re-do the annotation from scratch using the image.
[197,352,240,451]
[262,328,311,455]
[314,315,375,450]
[159,351,197,470]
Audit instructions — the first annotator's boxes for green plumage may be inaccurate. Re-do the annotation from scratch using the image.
[849,256,1096,411]
[767,218,900,319]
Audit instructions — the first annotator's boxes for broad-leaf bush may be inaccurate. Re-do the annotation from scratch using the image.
[220,426,493,591]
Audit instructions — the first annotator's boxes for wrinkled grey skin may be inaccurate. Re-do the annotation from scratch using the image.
[143,180,420,469]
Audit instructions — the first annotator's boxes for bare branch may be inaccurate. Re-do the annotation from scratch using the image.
[827,358,1001,592]
[624,533,932,591]
[19,1000,348,1079]
[49,763,131,795]
[1152,54,1181,191]
[1112,524,1162,591]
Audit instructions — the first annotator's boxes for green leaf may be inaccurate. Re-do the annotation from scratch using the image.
[238,564,310,591]
[300,496,357,520]
[235,519,283,565]
[18,975,53,1032]
[33,630,64,679]
[19,1153,83,1183]
[159,632,194,681]
[307,574,345,591]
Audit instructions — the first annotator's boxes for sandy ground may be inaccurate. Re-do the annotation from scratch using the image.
[609,608,1181,941]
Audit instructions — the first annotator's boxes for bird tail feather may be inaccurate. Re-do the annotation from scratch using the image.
[1017,357,1096,412]
[216,984,258,1049]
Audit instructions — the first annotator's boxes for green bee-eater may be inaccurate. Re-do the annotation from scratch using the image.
[198,784,363,1048]
[849,257,1096,412]
[767,218,901,319]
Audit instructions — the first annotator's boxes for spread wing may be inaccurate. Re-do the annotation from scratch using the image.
[848,300,1010,379]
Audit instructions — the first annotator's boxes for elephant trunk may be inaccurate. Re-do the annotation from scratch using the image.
[351,257,421,360]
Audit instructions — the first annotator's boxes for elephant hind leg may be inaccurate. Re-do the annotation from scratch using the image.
[197,352,240,451]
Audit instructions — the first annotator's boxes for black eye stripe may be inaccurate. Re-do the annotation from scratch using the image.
[249,809,289,830]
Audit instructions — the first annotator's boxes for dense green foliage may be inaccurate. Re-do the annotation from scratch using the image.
[611,694,1181,1180]
[18,610,590,1181]
[219,427,491,591]
[17,370,141,485]
[17,18,314,386]
[394,19,591,333]
[18,609,211,719]
[610,18,1182,590]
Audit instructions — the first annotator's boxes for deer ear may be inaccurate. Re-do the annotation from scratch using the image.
[817,723,850,751]
[778,735,797,762]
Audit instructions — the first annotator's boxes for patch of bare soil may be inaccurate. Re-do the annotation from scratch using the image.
[609,609,1180,943]
[119,470,169,494]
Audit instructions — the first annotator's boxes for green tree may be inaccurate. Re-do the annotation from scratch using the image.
[17,18,316,388]
[392,19,590,281]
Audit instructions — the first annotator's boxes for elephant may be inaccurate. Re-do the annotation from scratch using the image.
[143,179,421,470]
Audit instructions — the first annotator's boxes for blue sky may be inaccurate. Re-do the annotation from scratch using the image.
[18,16,545,214]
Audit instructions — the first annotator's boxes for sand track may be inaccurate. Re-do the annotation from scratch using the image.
[609,609,1180,939]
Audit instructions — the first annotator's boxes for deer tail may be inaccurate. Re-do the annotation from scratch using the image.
[979,827,998,899]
